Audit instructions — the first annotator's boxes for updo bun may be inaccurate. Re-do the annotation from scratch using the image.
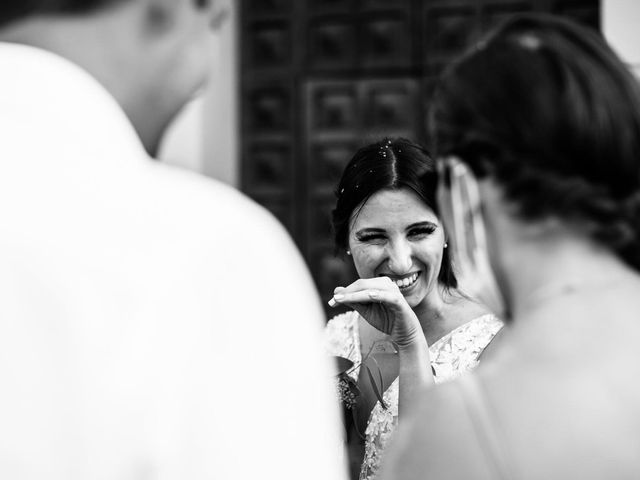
[430,14,640,271]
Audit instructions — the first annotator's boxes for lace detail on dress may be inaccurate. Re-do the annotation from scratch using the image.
[325,311,362,382]
[360,314,503,480]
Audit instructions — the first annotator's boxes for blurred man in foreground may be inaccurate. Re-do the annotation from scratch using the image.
[0,1,345,479]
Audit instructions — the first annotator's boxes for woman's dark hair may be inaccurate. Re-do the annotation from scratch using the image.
[429,13,640,271]
[332,137,457,289]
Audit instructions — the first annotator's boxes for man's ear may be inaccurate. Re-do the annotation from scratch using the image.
[144,3,171,33]
[141,0,183,34]
[142,0,212,33]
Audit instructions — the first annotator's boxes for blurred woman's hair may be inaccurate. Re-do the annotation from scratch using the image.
[429,13,640,271]
[332,137,457,289]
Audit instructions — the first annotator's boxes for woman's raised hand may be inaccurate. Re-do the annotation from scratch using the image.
[329,277,423,350]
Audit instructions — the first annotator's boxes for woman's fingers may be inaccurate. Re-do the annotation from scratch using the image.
[329,284,403,309]
[328,277,422,344]
[329,277,399,307]
[331,276,397,299]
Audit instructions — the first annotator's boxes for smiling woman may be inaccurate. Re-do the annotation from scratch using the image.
[325,138,503,480]
[349,189,445,310]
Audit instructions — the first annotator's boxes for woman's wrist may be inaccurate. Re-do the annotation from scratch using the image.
[393,327,427,352]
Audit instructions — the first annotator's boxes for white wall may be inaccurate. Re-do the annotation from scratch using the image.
[603,0,640,77]
[158,0,239,187]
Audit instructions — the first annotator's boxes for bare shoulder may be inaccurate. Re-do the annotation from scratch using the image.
[379,379,498,480]
[450,292,495,320]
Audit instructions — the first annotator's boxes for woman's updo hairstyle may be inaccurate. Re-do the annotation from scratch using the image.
[332,137,457,289]
[429,13,640,271]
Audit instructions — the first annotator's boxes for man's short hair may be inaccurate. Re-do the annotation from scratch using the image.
[0,0,125,27]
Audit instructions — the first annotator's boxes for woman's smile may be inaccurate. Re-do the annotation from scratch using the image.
[379,271,422,291]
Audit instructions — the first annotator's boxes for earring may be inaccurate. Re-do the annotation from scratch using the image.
[346,250,352,256]
[443,242,448,249]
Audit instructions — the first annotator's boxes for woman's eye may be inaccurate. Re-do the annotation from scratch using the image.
[409,227,436,238]
[358,234,386,244]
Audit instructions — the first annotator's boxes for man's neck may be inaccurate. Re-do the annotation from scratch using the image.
[0,11,166,156]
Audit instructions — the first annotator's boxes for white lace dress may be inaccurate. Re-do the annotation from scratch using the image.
[325,311,503,480]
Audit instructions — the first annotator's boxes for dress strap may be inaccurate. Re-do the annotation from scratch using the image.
[457,374,515,480]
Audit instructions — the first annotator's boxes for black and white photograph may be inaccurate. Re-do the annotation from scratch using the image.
[1,1,639,479]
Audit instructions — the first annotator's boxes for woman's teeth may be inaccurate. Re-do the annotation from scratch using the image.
[394,272,419,289]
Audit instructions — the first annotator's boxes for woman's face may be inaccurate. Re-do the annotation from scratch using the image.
[347,188,446,308]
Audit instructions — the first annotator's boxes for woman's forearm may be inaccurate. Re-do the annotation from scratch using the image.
[397,337,433,418]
